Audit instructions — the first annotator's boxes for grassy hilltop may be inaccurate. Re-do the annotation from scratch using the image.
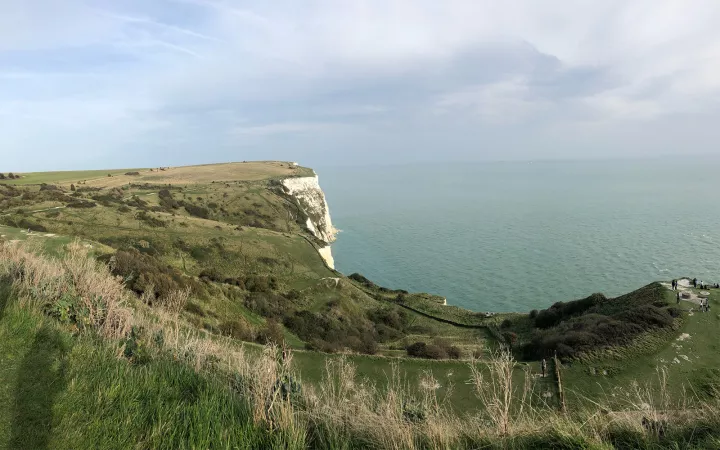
[2,162,720,449]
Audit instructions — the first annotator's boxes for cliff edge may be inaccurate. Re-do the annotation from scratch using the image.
[281,173,337,268]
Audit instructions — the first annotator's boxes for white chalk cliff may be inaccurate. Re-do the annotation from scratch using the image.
[281,174,337,269]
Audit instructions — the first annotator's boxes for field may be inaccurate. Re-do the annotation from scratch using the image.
[1,161,314,188]
[0,163,497,363]
[562,286,720,408]
[3,161,720,448]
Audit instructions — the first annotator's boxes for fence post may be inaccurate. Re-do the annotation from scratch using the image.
[553,351,566,413]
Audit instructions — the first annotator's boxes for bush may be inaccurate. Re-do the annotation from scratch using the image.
[158,189,179,210]
[500,318,512,329]
[125,171,140,176]
[66,201,97,208]
[105,249,189,301]
[529,309,538,319]
[406,341,452,359]
[447,345,462,359]
[256,319,285,346]
[15,218,48,232]
[184,302,206,317]
[219,319,254,341]
[534,293,605,329]
[136,211,167,228]
[184,204,210,219]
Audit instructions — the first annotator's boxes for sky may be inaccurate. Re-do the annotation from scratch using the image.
[2,0,720,171]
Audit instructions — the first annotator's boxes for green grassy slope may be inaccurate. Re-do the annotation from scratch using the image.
[0,286,287,450]
[5,161,720,433]
[0,164,493,358]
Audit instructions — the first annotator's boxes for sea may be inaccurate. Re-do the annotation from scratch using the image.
[317,159,720,312]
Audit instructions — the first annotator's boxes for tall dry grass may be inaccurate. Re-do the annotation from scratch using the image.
[4,240,720,448]
[0,240,132,339]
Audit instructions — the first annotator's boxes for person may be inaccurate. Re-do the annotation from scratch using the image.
[693,278,698,288]
[671,280,676,290]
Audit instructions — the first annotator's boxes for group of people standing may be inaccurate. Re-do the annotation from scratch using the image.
[671,278,715,311]
[692,278,720,290]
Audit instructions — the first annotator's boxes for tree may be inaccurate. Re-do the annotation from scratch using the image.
[7,173,15,179]
[70,184,76,191]
[0,173,5,179]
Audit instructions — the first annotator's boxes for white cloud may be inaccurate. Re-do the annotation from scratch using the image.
[232,122,339,137]
[1,0,720,170]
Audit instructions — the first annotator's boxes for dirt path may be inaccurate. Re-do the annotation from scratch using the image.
[0,205,65,218]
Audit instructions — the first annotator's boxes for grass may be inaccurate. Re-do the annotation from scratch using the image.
[563,286,720,408]
[1,173,494,356]
[4,244,720,448]
[8,161,720,447]
[0,169,144,186]
[0,298,277,449]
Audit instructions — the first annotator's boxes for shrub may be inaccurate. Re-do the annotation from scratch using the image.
[534,293,605,329]
[125,171,140,176]
[135,211,167,228]
[39,183,60,191]
[447,345,462,359]
[219,319,254,341]
[67,200,97,208]
[256,319,285,346]
[126,196,149,209]
[406,341,448,359]
[529,309,538,319]
[184,204,210,219]
[185,302,205,317]
[15,218,48,232]
[158,189,179,210]
[105,248,189,301]
[501,318,512,329]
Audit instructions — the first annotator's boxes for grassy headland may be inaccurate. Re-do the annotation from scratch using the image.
[2,161,720,448]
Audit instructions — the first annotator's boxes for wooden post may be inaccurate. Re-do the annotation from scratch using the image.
[553,351,566,413]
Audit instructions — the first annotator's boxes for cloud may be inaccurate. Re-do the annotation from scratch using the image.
[1,0,720,171]
[232,122,341,137]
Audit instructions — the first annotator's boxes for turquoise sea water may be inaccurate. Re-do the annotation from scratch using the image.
[318,160,720,312]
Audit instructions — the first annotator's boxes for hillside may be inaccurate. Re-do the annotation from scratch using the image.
[2,162,720,448]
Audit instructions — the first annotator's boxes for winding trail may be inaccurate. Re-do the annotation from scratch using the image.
[0,205,65,218]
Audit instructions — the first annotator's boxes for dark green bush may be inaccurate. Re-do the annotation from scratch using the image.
[219,319,254,341]
[66,200,97,208]
[104,249,189,301]
[256,319,285,346]
[136,211,167,228]
[184,204,210,219]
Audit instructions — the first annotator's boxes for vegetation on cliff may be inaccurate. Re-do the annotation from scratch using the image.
[2,162,720,448]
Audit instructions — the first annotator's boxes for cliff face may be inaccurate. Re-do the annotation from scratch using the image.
[281,174,337,269]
